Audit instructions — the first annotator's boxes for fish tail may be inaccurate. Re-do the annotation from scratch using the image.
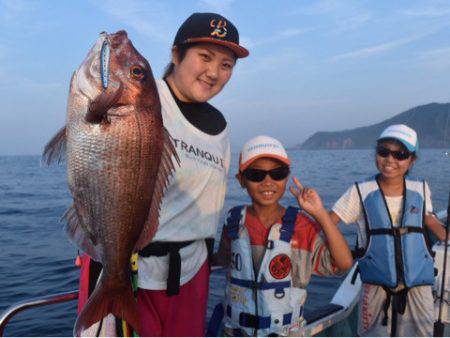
[74,276,140,336]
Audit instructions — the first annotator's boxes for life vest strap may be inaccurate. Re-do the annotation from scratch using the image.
[381,286,408,337]
[206,303,225,337]
[350,266,360,285]
[138,240,195,257]
[369,226,424,236]
[138,240,195,296]
[280,206,298,242]
[226,305,294,329]
[230,277,290,290]
[226,206,245,239]
[226,206,299,242]
[352,248,365,259]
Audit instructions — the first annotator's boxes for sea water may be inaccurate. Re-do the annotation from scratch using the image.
[0,149,448,336]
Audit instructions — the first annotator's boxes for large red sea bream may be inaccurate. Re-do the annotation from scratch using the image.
[43,30,178,336]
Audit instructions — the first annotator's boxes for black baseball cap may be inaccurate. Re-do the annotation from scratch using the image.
[173,12,249,58]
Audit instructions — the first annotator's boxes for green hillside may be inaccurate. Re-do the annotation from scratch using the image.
[300,103,450,150]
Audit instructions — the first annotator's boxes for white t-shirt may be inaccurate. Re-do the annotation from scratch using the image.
[138,79,231,290]
[332,181,435,336]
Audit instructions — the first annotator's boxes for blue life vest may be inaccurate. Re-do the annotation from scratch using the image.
[355,176,434,288]
[221,205,306,336]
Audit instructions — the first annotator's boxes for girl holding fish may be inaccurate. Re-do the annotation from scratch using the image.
[135,12,249,336]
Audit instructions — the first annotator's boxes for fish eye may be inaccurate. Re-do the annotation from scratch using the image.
[130,65,145,80]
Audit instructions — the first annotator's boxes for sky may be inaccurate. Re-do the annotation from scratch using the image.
[1,0,450,155]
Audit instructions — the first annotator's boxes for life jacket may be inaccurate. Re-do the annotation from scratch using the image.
[222,205,305,336]
[355,175,435,289]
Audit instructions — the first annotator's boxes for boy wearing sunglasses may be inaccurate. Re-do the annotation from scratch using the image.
[330,124,447,337]
[210,135,352,336]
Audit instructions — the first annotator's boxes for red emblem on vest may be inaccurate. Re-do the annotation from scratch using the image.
[269,254,291,279]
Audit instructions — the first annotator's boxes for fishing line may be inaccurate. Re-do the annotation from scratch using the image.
[434,192,449,337]
[433,100,450,337]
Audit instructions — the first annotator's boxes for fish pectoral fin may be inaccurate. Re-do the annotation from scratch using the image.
[86,84,123,124]
[135,128,180,250]
[42,126,67,165]
[63,204,102,262]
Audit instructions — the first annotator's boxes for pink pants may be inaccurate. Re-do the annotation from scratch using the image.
[137,260,210,337]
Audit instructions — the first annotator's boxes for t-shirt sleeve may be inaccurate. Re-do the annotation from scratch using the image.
[310,231,343,276]
[424,181,433,215]
[291,215,342,280]
[332,184,362,225]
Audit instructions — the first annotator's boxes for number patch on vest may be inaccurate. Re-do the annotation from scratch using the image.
[269,254,291,279]
[231,252,242,271]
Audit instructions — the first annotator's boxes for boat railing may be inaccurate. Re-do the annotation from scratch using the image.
[0,290,78,336]
[0,266,226,336]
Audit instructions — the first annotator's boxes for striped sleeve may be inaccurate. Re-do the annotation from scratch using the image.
[424,181,433,214]
[332,184,362,225]
[310,232,342,276]
[290,213,341,288]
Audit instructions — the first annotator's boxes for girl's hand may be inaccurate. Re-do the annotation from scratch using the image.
[289,177,326,218]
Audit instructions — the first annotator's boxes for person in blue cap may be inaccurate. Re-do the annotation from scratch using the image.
[330,124,447,336]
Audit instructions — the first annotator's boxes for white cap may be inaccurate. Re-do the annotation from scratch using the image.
[239,135,290,171]
[378,124,418,152]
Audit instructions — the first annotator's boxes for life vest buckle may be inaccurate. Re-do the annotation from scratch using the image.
[396,228,408,236]
[239,312,259,328]
[274,288,285,299]
[251,281,260,290]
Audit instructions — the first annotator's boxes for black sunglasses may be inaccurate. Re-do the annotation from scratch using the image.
[241,166,290,182]
[376,145,412,161]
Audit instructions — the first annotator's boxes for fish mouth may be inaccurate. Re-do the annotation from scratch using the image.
[76,82,129,124]
[75,30,142,124]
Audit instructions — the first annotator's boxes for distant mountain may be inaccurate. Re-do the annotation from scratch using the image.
[300,103,450,150]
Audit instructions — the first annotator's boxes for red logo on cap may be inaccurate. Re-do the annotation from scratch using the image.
[210,19,227,38]
[269,254,291,279]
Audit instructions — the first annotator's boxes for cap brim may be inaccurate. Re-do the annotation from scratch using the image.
[184,37,249,58]
[240,154,291,171]
[378,137,416,152]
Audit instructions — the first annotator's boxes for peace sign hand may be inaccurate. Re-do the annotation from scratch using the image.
[289,177,325,218]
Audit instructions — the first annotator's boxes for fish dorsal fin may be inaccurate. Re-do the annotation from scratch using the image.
[42,126,67,165]
[135,128,180,250]
[63,204,103,262]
